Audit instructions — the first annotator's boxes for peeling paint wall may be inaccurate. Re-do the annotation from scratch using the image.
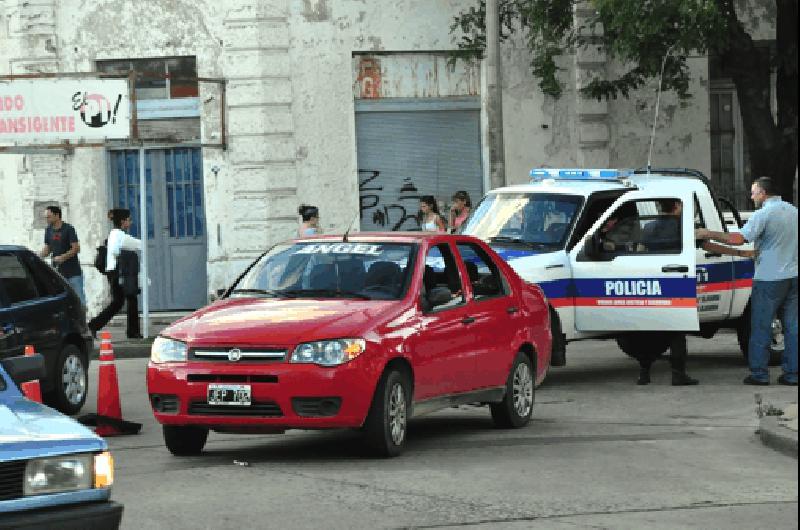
[352,53,479,99]
[606,58,711,174]
[286,0,479,255]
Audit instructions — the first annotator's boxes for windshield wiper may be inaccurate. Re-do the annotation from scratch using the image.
[229,288,284,297]
[279,289,372,300]
[489,236,548,250]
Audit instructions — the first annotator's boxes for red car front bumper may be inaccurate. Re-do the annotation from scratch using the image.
[146,357,382,431]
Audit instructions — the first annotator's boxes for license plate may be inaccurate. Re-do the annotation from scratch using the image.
[207,384,251,406]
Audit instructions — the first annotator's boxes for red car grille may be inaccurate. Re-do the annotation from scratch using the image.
[188,401,283,417]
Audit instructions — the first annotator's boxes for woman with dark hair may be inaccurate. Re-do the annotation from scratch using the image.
[298,204,320,237]
[88,208,142,338]
[419,196,446,232]
[448,190,472,233]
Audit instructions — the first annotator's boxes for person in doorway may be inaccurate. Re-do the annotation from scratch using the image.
[695,176,797,386]
[419,196,446,232]
[631,199,698,385]
[88,209,143,339]
[448,190,472,233]
[39,205,85,306]
[298,204,321,237]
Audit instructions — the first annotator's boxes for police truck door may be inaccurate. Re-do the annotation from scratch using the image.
[569,188,698,332]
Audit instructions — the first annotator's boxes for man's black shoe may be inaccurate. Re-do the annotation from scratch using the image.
[672,372,699,386]
[777,375,798,386]
[743,376,769,386]
[637,371,651,385]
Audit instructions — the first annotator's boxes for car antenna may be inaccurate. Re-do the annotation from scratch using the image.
[646,43,676,175]
[342,214,360,242]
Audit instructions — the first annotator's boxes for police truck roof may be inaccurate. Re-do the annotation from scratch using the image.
[489,167,710,196]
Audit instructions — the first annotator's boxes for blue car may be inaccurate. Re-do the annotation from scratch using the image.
[0,354,123,529]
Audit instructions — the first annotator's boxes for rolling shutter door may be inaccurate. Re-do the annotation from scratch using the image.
[356,106,483,232]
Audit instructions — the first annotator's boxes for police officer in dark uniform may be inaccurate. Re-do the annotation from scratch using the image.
[635,199,698,386]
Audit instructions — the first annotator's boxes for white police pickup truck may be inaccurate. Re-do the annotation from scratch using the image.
[460,168,782,368]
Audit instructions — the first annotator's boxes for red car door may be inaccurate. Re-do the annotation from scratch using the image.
[409,242,479,400]
[455,241,520,389]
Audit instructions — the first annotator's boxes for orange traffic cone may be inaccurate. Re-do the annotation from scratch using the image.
[78,330,141,436]
[21,345,43,403]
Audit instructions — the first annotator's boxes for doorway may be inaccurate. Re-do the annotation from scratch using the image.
[108,148,207,310]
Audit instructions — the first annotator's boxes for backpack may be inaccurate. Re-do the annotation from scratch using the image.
[94,242,108,275]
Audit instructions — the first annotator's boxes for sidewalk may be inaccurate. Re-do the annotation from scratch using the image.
[90,312,187,359]
[759,402,798,458]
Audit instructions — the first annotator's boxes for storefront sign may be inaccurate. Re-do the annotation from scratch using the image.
[0,78,130,141]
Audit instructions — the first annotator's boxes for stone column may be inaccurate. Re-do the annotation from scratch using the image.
[206,0,299,289]
[573,2,610,168]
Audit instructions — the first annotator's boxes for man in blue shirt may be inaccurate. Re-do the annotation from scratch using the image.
[696,177,798,386]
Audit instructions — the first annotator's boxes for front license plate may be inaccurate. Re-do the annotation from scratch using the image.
[207,384,251,406]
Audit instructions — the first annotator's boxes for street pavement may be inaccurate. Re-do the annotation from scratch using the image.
[81,332,798,529]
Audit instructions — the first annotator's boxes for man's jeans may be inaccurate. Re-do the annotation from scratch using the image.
[749,278,798,383]
[66,274,86,307]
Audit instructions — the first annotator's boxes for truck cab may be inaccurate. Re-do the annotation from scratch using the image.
[460,168,760,367]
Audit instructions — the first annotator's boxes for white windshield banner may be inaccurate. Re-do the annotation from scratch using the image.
[296,243,383,255]
[0,78,130,141]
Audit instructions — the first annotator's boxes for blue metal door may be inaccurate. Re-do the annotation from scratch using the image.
[110,148,207,310]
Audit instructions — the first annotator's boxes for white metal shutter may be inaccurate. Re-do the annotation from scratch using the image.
[356,106,483,232]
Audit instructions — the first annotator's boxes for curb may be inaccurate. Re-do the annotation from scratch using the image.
[759,416,798,458]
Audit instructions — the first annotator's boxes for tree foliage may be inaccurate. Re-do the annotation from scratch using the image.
[451,1,798,202]
[451,0,728,100]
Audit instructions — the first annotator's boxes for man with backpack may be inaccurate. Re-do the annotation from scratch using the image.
[39,205,85,306]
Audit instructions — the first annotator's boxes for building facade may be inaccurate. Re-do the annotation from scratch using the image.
[0,0,776,315]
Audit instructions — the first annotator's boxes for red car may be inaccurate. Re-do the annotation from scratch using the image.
[147,233,551,456]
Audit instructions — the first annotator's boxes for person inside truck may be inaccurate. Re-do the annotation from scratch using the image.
[598,202,644,253]
[641,198,682,253]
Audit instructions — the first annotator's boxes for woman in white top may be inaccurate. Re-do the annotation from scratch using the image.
[88,208,143,338]
[298,204,321,237]
[419,196,446,232]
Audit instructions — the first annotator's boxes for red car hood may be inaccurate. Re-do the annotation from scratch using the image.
[162,297,400,347]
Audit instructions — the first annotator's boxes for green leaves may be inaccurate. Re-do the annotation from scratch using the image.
[450,0,729,100]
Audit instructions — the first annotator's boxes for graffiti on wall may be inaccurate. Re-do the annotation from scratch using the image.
[359,169,421,231]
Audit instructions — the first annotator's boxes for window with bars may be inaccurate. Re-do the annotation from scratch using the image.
[165,149,204,238]
[112,150,154,239]
[109,149,204,240]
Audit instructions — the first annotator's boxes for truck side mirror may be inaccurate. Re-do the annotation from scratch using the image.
[585,233,602,259]
[427,286,453,309]
[1,354,46,386]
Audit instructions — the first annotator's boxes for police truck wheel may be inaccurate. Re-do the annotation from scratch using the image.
[163,425,209,456]
[363,369,409,457]
[490,352,534,428]
[736,308,783,367]
[45,344,88,415]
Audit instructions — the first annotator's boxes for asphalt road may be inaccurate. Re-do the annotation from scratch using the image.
[82,332,798,529]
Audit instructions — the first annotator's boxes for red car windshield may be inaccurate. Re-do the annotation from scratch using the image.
[231,242,415,300]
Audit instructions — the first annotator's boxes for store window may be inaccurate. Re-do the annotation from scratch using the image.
[97,57,198,100]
